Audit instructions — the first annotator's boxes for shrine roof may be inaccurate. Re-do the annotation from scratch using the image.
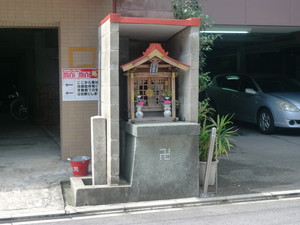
[121,43,190,72]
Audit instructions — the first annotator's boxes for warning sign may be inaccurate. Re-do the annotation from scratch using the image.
[62,68,99,101]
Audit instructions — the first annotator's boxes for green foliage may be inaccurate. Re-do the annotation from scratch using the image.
[198,98,214,123]
[198,100,238,161]
[172,0,221,91]
[172,0,201,19]
[210,114,238,159]
[162,89,172,98]
[173,1,235,162]
[199,72,212,93]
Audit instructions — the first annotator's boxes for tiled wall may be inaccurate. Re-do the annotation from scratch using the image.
[199,0,300,26]
[116,0,173,18]
[0,0,112,159]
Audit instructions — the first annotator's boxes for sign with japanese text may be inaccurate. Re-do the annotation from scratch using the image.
[62,68,99,101]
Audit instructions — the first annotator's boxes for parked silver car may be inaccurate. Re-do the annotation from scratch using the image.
[207,73,300,134]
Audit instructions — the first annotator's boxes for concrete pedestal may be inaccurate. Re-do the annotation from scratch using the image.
[123,122,200,201]
[70,122,199,206]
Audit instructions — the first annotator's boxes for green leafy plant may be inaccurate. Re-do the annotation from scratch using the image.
[162,89,172,99]
[199,72,213,93]
[210,114,238,159]
[199,114,238,161]
[172,0,221,93]
[198,98,214,123]
[198,100,237,161]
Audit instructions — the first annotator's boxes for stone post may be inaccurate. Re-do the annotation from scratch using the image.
[91,116,107,185]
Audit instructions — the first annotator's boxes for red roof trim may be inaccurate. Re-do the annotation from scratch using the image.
[100,13,200,26]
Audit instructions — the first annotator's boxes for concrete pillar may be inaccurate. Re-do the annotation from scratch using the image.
[91,116,107,185]
[167,26,200,123]
[100,19,120,185]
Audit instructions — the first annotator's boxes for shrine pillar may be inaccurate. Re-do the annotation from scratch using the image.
[100,17,120,185]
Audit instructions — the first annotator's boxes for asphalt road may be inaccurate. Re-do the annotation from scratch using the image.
[13,197,300,225]
[214,121,300,196]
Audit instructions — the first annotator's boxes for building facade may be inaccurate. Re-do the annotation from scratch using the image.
[2,0,300,160]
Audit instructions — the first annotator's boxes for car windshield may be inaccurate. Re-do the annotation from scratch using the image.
[254,77,300,93]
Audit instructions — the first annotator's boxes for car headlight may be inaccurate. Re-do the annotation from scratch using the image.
[277,100,300,112]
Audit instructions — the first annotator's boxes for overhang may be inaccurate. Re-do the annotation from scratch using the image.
[100,14,200,42]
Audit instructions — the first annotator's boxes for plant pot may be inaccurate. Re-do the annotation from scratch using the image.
[199,160,218,186]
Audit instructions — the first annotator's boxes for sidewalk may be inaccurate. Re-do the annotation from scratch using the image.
[0,113,72,220]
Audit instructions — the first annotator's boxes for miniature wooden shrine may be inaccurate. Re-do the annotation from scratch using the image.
[121,43,190,121]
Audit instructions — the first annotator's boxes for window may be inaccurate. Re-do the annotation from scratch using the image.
[216,75,240,91]
[239,77,257,92]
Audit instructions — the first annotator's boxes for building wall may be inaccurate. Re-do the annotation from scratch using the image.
[199,0,300,26]
[116,0,173,18]
[117,0,300,27]
[0,0,112,159]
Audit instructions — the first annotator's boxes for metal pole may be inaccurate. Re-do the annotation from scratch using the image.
[203,127,217,194]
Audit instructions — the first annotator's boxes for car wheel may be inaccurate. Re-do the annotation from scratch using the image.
[257,108,275,134]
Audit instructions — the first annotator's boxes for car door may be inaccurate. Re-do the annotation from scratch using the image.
[232,76,259,122]
[212,74,240,115]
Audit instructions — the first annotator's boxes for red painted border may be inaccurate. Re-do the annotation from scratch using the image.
[100,13,200,26]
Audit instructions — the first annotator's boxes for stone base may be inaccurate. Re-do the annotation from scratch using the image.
[123,122,200,202]
[70,122,200,206]
[70,177,130,206]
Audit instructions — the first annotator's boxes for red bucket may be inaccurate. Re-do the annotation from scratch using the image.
[68,156,91,177]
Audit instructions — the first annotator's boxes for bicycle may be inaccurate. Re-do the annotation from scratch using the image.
[8,91,28,120]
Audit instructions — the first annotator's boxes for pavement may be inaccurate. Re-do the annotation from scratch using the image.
[1,113,300,223]
[0,112,72,221]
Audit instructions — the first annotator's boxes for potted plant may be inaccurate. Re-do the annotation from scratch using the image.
[198,100,237,185]
[134,91,146,118]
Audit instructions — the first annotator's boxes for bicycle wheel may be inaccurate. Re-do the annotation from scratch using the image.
[10,98,28,120]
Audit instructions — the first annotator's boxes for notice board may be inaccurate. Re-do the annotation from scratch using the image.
[62,68,99,101]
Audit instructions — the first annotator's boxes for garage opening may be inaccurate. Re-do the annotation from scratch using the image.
[0,28,60,148]
[204,26,300,133]
[205,27,300,79]
[202,27,300,195]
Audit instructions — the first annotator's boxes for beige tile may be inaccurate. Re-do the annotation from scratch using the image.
[0,0,112,159]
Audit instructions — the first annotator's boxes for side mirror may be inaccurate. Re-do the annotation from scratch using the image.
[245,88,257,95]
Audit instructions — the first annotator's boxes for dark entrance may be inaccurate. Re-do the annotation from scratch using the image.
[205,30,300,79]
[0,28,60,142]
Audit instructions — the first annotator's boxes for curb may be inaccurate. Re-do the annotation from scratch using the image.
[2,190,300,223]
[65,189,300,215]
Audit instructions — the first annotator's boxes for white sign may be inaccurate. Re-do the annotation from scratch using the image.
[62,68,99,101]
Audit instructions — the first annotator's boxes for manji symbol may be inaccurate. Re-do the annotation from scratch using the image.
[160,148,171,161]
